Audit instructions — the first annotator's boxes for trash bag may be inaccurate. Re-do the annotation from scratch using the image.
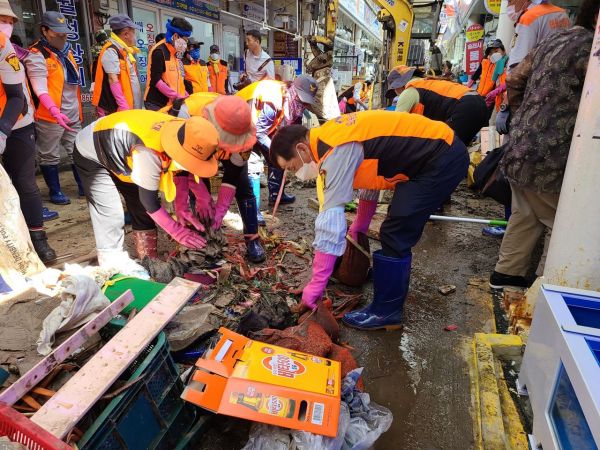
[333,234,370,287]
[292,402,350,450]
[241,423,293,450]
[471,144,512,207]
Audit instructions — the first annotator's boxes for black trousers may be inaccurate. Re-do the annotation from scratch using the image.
[221,159,253,202]
[2,124,43,229]
[448,94,489,146]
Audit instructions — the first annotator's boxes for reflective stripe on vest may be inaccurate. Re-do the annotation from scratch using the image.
[30,41,82,123]
[144,40,185,104]
[406,79,471,121]
[184,61,209,93]
[476,59,496,97]
[309,111,455,190]
[208,61,228,95]
[91,42,135,113]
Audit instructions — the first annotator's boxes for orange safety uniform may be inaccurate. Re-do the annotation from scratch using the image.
[183,60,209,93]
[494,71,507,111]
[309,111,455,191]
[0,33,29,121]
[91,41,135,113]
[29,41,83,123]
[207,59,228,95]
[405,79,472,120]
[476,59,496,97]
[144,39,186,107]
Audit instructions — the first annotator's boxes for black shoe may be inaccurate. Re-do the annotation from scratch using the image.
[489,271,528,289]
[29,230,57,263]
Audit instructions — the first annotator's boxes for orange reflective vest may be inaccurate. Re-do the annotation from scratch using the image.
[0,34,29,122]
[519,3,570,26]
[495,71,507,111]
[184,60,209,93]
[476,59,496,97]
[29,41,82,124]
[405,78,471,121]
[309,111,455,191]
[144,40,186,106]
[236,80,286,135]
[207,59,228,95]
[92,41,135,113]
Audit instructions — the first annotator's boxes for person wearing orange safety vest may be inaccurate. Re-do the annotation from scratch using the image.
[0,1,57,263]
[92,14,143,117]
[27,11,84,206]
[183,38,209,94]
[348,79,372,111]
[74,110,220,271]
[144,17,192,111]
[389,66,488,145]
[207,44,230,95]
[161,93,266,263]
[270,111,469,330]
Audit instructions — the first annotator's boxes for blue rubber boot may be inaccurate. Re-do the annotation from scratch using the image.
[42,206,59,221]
[71,164,85,197]
[40,165,71,205]
[237,196,266,263]
[268,167,295,205]
[250,174,266,226]
[343,250,411,330]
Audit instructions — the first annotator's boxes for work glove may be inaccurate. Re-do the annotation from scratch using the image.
[0,131,6,155]
[348,199,377,241]
[156,79,186,101]
[148,207,206,249]
[485,84,506,107]
[466,78,475,88]
[496,108,511,135]
[173,175,204,232]
[212,184,236,229]
[301,251,338,311]
[38,93,74,132]
[188,175,215,224]
[109,82,131,112]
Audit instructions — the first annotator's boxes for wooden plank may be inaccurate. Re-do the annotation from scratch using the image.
[0,290,134,406]
[30,278,200,439]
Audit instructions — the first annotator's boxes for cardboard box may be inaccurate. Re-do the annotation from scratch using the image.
[181,327,341,437]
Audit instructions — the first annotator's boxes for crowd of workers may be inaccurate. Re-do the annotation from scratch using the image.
[0,0,597,332]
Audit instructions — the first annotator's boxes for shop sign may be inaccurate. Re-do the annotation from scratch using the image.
[272,58,303,75]
[56,0,86,89]
[484,0,501,15]
[134,19,157,85]
[465,24,484,42]
[144,0,220,21]
[465,39,483,75]
[242,3,265,23]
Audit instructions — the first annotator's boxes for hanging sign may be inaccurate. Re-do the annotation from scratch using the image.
[465,24,484,42]
[144,0,220,21]
[484,0,501,15]
[465,39,483,75]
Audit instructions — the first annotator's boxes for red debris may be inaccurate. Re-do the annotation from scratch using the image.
[299,302,340,342]
[444,324,459,331]
[252,321,332,357]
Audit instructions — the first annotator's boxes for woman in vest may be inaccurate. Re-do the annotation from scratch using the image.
[0,3,56,262]
[73,111,219,271]
[236,76,318,224]
[389,65,488,146]
[163,93,266,263]
[28,11,84,205]
[92,14,143,116]
[183,38,209,94]
[207,45,229,95]
[270,111,469,330]
[144,17,192,110]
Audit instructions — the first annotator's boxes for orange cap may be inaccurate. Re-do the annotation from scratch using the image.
[204,96,256,153]
[160,116,219,178]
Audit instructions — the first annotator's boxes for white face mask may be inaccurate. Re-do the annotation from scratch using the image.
[174,38,187,53]
[210,53,220,60]
[0,23,13,38]
[295,149,318,181]
[489,52,502,64]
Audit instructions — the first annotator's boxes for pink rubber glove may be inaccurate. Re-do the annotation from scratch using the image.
[188,175,215,224]
[301,252,338,310]
[109,81,130,111]
[212,184,236,229]
[466,78,475,88]
[156,79,185,100]
[173,175,204,232]
[148,207,206,249]
[485,83,506,106]
[38,93,74,131]
[348,199,377,241]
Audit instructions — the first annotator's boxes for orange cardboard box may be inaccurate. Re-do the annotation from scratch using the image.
[181,327,341,437]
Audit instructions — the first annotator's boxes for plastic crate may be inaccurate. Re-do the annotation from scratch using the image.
[76,331,197,449]
[0,402,71,450]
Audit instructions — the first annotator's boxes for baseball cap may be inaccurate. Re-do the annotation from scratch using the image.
[387,65,416,91]
[160,116,219,178]
[204,95,256,153]
[293,75,318,105]
[109,14,142,32]
[209,44,219,53]
[41,11,70,34]
[485,39,505,55]
[187,37,204,47]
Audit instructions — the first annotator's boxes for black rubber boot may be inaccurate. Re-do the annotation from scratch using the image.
[237,197,266,263]
[29,230,57,263]
[71,164,85,197]
[268,167,295,205]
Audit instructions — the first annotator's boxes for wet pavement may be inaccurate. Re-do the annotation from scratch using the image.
[46,172,505,450]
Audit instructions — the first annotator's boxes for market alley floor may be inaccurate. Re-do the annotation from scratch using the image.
[44,171,504,450]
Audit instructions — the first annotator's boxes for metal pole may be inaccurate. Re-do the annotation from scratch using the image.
[429,215,508,226]
[495,0,514,50]
[542,17,600,291]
